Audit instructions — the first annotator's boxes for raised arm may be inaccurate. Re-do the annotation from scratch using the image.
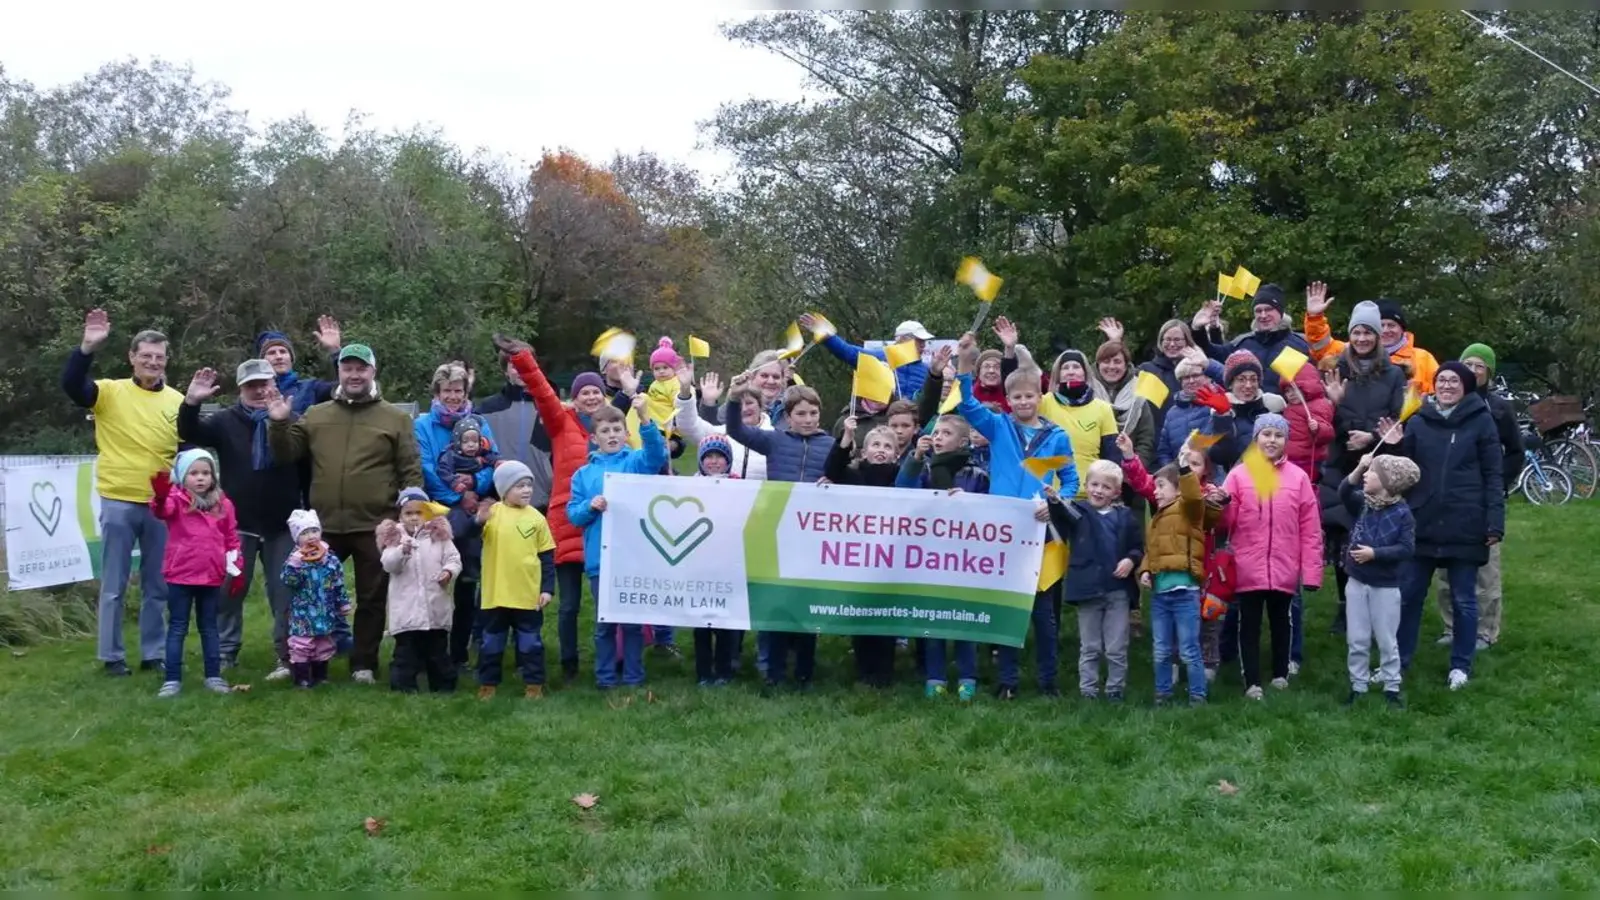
[723,398,775,456]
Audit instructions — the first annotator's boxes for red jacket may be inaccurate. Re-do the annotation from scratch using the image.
[510,352,589,565]
[1281,363,1334,482]
[151,488,240,587]
[1219,457,1323,594]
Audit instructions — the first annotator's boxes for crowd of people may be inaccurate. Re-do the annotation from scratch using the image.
[63,280,1516,706]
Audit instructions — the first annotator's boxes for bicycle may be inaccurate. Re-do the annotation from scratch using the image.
[1515,432,1573,505]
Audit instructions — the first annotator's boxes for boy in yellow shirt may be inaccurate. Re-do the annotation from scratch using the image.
[473,461,557,699]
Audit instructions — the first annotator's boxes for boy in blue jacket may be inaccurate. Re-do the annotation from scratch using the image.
[1341,453,1420,709]
[567,396,669,690]
[953,334,1077,699]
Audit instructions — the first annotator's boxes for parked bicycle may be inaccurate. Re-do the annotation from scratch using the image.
[1515,430,1573,505]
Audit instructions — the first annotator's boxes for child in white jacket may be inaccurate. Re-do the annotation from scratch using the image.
[378,487,462,693]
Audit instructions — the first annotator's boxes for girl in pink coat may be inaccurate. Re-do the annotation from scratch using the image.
[1219,414,1323,700]
[151,448,242,698]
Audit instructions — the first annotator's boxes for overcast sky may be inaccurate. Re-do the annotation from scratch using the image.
[0,1,809,180]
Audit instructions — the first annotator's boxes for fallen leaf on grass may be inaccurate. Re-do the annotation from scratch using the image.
[10,650,26,658]
[1216,780,1239,796]
[572,793,599,810]
[146,844,172,856]
[364,816,386,837]
[606,695,634,710]
[231,683,252,693]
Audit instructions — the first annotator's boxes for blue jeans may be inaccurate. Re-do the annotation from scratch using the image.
[165,584,221,683]
[924,640,977,685]
[98,498,169,663]
[1400,558,1479,674]
[652,625,676,647]
[998,588,1059,689]
[1151,587,1205,700]
[755,631,772,677]
[591,578,644,687]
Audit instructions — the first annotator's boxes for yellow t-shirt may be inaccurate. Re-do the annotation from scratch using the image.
[481,502,557,610]
[93,379,184,503]
[1038,395,1117,497]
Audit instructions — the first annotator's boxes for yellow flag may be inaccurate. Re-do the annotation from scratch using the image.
[778,322,804,359]
[590,326,622,356]
[687,335,711,359]
[956,256,1003,302]
[1270,346,1309,384]
[1242,442,1281,500]
[1399,384,1423,422]
[1234,266,1261,298]
[593,328,636,363]
[419,501,452,522]
[884,340,921,369]
[938,379,962,414]
[1188,429,1224,450]
[1021,455,1070,482]
[852,354,895,404]
[1217,273,1242,300]
[807,313,837,342]
[1037,540,1067,591]
[791,372,805,387]
[1133,371,1170,408]
[624,407,643,450]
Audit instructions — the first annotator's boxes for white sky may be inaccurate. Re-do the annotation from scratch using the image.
[0,1,810,181]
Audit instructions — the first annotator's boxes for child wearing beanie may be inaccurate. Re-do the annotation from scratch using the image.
[645,338,684,440]
[1339,453,1420,708]
[473,460,557,699]
[281,509,351,689]
[151,449,242,698]
[378,487,462,693]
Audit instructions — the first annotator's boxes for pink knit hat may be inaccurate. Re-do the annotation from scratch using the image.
[649,337,681,370]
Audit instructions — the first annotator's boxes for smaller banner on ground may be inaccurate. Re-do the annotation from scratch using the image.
[3,458,122,590]
[597,474,1046,646]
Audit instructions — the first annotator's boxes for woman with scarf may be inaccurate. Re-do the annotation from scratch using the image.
[1089,339,1157,471]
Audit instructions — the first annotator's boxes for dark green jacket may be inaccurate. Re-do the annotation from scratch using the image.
[268,386,422,534]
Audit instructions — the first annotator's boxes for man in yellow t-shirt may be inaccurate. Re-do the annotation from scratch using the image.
[61,309,183,677]
[473,461,557,699]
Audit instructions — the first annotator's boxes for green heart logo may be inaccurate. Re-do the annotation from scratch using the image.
[29,481,62,537]
[516,521,538,539]
[640,495,714,566]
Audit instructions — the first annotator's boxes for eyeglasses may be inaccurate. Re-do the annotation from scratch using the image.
[133,353,166,363]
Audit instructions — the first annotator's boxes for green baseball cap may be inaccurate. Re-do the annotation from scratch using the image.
[338,343,376,367]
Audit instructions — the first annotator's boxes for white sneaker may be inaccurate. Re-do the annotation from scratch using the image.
[1435,633,1453,646]
[1287,661,1301,677]
[1270,677,1289,690]
[265,664,292,682]
[1448,668,1469,690]
[1245,685,1264,700]
[352,669,376,685]
[157,681,181,698]
[203,677,231,694]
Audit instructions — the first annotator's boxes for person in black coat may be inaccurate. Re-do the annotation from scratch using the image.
[175,360,305,677]
[1382,362,1504,690]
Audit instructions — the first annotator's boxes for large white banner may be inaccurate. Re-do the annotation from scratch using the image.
[3,459,116,590]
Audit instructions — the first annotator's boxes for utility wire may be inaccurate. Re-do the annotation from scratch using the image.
[1460,10,1600,99]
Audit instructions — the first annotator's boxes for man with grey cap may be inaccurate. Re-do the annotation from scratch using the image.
[177,359,306,676]
[268,343,422,683]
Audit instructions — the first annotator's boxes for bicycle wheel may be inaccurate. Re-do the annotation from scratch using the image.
[1521,464,1572,506]
[1547,438,1598,500]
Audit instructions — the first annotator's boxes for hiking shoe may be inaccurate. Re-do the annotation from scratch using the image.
[1447,668,1469,691]
[1384,690,1406,709]
[140,659,165,675]
[1287,661,1301,677]
[157,681,181,698]
[1270,677,1289,690]
[525,685,545,700]
[925,681,947,699]
[957,680,976,702]
[1245,685,1264,701]
[352,669,376,685]
[265,663,291,682]
[203,677,231,694]
[104,660,132,677]
[477,685,497,700]
[995,684,1019,701]
[1435,633,1453,646]
[1343,690,1360,707]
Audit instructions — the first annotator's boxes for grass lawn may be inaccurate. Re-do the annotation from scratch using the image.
[3,504,1599,888]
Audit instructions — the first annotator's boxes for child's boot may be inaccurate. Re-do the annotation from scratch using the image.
[292,663,313,689]
[925,680,947,699]
[524,684,545,700]
[477,685,497,700]
[311,660,330,685]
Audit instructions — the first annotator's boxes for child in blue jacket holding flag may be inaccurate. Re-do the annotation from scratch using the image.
[953,333,1077,699]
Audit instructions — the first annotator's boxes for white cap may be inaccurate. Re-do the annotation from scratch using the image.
[894,320,934,341]
[288,509,322,543]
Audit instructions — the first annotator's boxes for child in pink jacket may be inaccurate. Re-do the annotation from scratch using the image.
[151,449,242,698]
[1219,414,1323,700]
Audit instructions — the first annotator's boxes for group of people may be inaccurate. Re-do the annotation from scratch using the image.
[64,278,1515,706]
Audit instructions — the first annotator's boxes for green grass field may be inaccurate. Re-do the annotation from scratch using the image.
[3,505,1599,889]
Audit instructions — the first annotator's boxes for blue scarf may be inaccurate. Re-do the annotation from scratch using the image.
[432,398,473,430]
[244,403,275,470]
[275,370,301,395]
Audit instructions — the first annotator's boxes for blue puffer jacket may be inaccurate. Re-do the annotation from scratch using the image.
[723,400,834,483]
[954,374,1078,500]
[1156,395,1213,467]
[1339,480,1415,588]
[818,334,929,400]
[567,422,669,577]
[1389,393,1505,564]
[1049,499,1144,603]
[414,410,497,506]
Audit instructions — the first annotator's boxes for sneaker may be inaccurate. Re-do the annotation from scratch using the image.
[203,677,231,694]
[265,663,292,682]
[957,680,976,702]
[1435,633,1453,646]
[1270,677,1289,690]
[139,659,165,675]
[1343,690,1360,707]
[1245,685,1264,701]
[995,684,1019,701]
[1081,691,1099,702]
[1447,668,1469,691]
[1204,667,1217,683]
[925,682,948,699]
[1189,694,1207,707]
[477,685,497,700]
[1154,694,1172,707]
[712,677,731,687]
[698,678,714,687]
[1475,637,1491,651]
[1105,691,1124,705]
[525,685,545,700]
[352,669,376,685]
[104,660,132,677]
[1287,661,1301,677]
[1384,690,1406,709]
[157,681,181,698]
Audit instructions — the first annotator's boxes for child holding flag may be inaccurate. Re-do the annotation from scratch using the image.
[1136,440,1213,706]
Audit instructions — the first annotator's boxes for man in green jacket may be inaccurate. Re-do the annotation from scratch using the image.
[268,343,422,683]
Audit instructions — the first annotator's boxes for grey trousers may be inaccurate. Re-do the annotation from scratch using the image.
[1075,591,1130,696]
[220,530,294,663]
[1346,578,1402,691]
[1437,541,1502,643]
[97,498,168,663]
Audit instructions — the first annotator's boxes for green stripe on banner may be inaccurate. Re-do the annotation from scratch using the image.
[742,480,792,580]
[748,581,1030,647]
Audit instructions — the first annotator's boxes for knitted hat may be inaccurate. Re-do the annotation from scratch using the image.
[1461,343,1497,376]
[288,509,321,543]
[1223,349,1263,387]
[256,330,294,360]
[1377,298,1407,330]
[649,337,681,370]
[570,371,605,397]
[1348,300,1382,336]
[698,433,733,471]
[451,415,486,448]
[1052,349,1090,387]
[1438,360,1478,394]
[172,448,217,485]
[977,348,1003,370]
[493,460,534,499]
[1252,412,1290,439]
[1370,456,1421,496]
[1253,283,1286,314]
[397,486,429,507]
[1175,356,1207,380]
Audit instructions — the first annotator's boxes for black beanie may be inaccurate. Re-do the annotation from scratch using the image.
[1438,360,1477,394]
[1376,298,1406,330]
[1253,283,1285,314]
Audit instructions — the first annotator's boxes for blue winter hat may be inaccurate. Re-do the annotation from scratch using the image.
[397,486,429,507]
[173,448,218,484]
[1252,413,1290,439]
[256,331,294,360]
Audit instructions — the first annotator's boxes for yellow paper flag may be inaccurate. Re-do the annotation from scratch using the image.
[1234,266,1261,298]
[1188,429,1224,450]
[852,354,895,405]
[884,340,921,369]
[791,372,805,387]
[592,328,636,362]
[1270,346,1309,384]
[938,380,962,414]
[1021,455,1070,482]
[1241,442,1281,500]
[1399,384,1423,422]
[419,501,452,522]
[1133,370,1170,409]
[955,256,1003,302]
[687,335,711,359]
[1217,273,1243,300]
[778,322,804,359]
[1038,540,1067,591]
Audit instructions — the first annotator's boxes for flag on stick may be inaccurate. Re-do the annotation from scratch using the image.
[1133,371,1170,409]
[1188,429,1224,450]
[1270,346,1309,384]
[687,335,711,359]
[956,256,1003,302]
[1241,442,1281,500]
[1399,384,1423,422]
[592,328,635,363]
[1021,455,1071,482]
[1233,266,1261,298]
[1037,540,1067,591]
[852,354,895,405]
[1217,273,1243,300]
[778,322,804,359]
[885,340,921,369]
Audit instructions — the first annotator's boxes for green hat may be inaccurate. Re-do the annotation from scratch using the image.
[338,343,376,367]
[1460,343,1496,375]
